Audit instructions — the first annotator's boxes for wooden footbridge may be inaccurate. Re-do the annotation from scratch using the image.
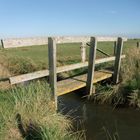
[1,36,126,107]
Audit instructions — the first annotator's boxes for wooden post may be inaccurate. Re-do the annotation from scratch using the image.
[86,37,97,95]
[48,37,57,108]
[80,42,86,63]
[0,39,4,49]
[113,37,123,84]
[114,41,117,55]
[137,42,139,48]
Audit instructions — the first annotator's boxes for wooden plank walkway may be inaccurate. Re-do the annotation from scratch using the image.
[57,70,113,96]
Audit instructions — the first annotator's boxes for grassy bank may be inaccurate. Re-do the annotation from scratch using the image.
[0,82,83,139]
[93,47,140,108]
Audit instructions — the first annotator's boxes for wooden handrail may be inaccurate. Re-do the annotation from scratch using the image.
[9,55,125,85]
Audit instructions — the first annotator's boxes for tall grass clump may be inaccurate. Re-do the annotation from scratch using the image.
[92,48,140,108]
[117,47,140,107]
[0,82,83,140]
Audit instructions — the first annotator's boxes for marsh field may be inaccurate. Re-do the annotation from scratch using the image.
[0,39,140,140]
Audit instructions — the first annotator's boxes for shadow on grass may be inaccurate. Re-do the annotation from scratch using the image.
[16,113,43,140]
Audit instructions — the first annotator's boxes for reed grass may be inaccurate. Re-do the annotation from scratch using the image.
[0,82,83,140]
[118,47,140,107]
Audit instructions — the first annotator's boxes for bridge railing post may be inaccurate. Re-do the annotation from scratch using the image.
[48,37,57,108]
[113,37,123,84]
[0,39,4,49]
[80,42,86,63]
[137,42,139,48]
[86,37,97,95]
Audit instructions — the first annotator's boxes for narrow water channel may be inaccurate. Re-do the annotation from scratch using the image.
[58,92,140,140]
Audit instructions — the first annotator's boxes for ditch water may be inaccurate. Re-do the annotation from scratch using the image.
[58,92,140,140]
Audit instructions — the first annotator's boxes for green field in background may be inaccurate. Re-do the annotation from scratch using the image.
[0,39,139,75]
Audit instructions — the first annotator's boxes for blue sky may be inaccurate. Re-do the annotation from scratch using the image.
[0,0,140,38]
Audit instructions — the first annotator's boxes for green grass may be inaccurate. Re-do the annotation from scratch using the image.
[0,82,83,140]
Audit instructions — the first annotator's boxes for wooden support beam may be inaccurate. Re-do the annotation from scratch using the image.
[113,37,123,84]
[48,37,57,108]
[9,70,49,84]
[9,55,125,85]
[80,42,86,63]
[86,37,97,95]
[87,43,110,57]
[97,48,110,57]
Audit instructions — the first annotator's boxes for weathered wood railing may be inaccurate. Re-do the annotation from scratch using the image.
[9,55,125,85]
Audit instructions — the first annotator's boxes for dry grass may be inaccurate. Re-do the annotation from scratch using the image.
[0,64,10,78]
[121,48,140,84]
[0,54,11,78]
[93,48,140,107]
[118,47,140,107]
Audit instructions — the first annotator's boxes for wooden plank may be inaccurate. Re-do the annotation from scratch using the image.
[95,55,125,64]
[62,55,122,73]
[9,70,49,84]
[86,37,97,95]
[97,48,110,57]
[80,42,86,62]
[9,55,125,85]
[57,70,113,96]
[48,37,57,107]
[113,37,123,84]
